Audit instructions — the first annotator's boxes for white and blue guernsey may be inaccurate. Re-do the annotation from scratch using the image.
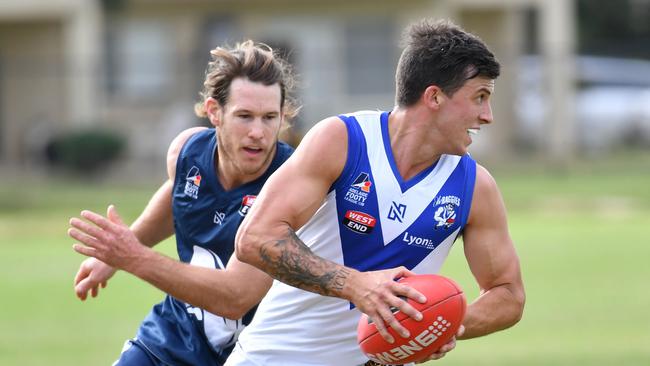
[133,129,293,365]
[227,111,476,366]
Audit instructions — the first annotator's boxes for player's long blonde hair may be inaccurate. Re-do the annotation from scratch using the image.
[194,40,300,130]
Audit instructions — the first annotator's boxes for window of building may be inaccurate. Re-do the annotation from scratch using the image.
[344,18,397,95]
[105,19,173,99]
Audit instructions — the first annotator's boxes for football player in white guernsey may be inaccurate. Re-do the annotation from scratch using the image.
[69,19,525,366]
[230,19,526,365]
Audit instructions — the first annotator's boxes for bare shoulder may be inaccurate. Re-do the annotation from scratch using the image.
[474,164,499,195]
[166,127,209,179]
[468,163,506,226]
[289,116,348,182]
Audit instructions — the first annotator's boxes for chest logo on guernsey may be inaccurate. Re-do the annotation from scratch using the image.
[184,166,201,199]
[344,172,372,206]
[238,195,257,216]
[343,210,376,234]
[387,201,407,222]
[433,195,461,229]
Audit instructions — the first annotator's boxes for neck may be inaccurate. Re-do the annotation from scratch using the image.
[388,106,443,180]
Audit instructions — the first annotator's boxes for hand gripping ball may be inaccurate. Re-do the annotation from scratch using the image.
[357,274,466,364]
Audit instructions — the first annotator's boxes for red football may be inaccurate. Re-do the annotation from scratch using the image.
[357,274,466,364]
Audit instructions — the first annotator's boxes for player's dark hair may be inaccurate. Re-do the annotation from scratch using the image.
[395,19,500,107]
[195,40,299,120]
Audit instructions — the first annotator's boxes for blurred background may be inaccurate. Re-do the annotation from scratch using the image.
[1,0,649,365]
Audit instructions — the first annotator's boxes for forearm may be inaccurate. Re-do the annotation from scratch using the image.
[240,227,357,300]
[459,284,525,339]
[130,180,175,247]
[128,248,252,319]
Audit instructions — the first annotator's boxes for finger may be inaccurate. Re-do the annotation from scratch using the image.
[80,210,116,231]
[68,228,104,250]
[437,337,457,353]
[370,314,394,344]
[456,324,466,338]
[377,304,410,339]
[422,351,446,361]
[389,266,417,281]
[74,263,90,286]
[393,281,427,304]
[69,218,107,243]
[101,281,107,289]
[73,243,101,259]
[107,205,126,226]
[384,295,415,338]
[75,278,92,300]
[91,285,99,298]
[390,283,425,318]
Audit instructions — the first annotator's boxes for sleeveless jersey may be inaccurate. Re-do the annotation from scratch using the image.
[227,111,476,366]
[135,128,293,365]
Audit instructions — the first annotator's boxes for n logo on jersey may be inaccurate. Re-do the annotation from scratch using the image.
[238,195,257,216]
[343,210,376,234]
[387,201,407,222]
[184,166,201,199]
[213,211,226,225]
[344,172,372,206]
[433,195,460,229]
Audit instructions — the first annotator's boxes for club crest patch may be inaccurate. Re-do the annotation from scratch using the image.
[239,195,257,216]
[343,172,373,206]
[433,195,460,229]
[184,166,201,199]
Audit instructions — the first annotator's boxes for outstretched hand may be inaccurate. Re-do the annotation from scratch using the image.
[69,205,148,274]
[74,257,116,300]
[351,266,427,344]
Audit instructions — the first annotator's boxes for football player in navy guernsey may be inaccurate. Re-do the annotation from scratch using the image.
[68,40,298,365]
[229,19,526,365]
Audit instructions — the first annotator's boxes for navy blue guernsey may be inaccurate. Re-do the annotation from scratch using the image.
[134,129,293,366]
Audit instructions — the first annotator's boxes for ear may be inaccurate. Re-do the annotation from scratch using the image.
[423,85,444,110]
[205,97,222,128]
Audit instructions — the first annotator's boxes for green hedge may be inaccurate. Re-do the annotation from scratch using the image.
[46,129,126,173]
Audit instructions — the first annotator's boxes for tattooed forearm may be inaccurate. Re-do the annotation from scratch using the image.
[259,228,351,297]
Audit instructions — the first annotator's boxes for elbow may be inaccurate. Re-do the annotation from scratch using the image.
[508,285,526,327]
[235,222,264,267]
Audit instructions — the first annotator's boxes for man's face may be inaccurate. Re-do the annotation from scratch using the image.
[210,77,283,178]
[436,77,495,155]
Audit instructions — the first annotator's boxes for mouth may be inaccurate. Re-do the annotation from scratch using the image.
[467,128,479,136]
[243,146,263,156]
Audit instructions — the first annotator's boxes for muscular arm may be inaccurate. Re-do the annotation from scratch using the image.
[458,165,525,339]
[71,127,271,317]
[236,117,425,342]
[236,117,354,296]
[72,128,201,300]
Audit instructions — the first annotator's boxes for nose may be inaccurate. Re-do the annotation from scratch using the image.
[479,103,493,125]
[248,119,265,140]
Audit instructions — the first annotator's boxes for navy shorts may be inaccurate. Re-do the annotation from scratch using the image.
[113,339,165,366]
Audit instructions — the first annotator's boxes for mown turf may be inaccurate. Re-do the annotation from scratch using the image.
[1,153,649,365]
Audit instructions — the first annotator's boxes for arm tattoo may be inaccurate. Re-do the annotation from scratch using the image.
[259,228,351,297]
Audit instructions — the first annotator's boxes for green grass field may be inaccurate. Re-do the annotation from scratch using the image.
[1,153,649,365]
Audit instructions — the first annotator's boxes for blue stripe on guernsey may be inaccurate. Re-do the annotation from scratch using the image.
[333,113,476,273]
[459,155,476,229]
[380,112,438,193]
